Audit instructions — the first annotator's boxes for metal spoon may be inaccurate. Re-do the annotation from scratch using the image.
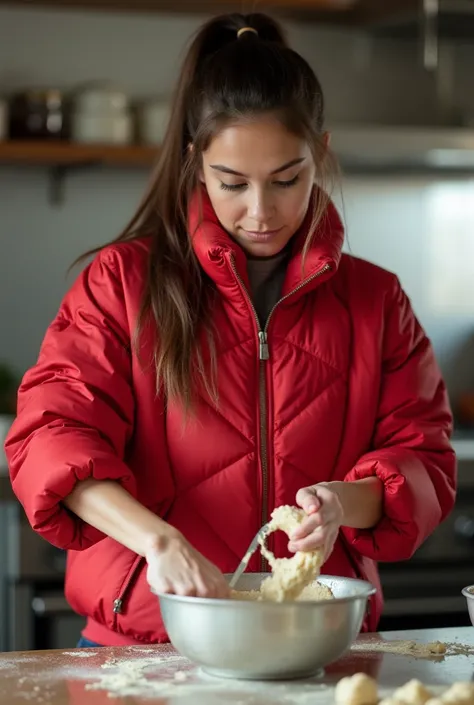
[228,523,270,590]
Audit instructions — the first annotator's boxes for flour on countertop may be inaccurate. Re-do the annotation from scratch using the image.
[85,657,455,705]
[61,651,98,657]
[352,639,473,659]
[100,654,184,670]
[86,653,330,702]
[0,656,36,668]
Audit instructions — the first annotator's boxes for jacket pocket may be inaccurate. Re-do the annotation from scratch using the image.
[112,555,145,631]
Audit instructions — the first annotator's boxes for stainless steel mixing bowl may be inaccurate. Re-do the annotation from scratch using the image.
[158,573,376,680]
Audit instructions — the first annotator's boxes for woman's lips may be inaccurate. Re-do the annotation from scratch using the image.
[241,228,283,242]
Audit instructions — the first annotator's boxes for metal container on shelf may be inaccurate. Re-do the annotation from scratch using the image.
[70,83,133,145]
[8,89,67,140]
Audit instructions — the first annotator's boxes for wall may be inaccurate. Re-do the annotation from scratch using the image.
[336,176,474,398]
[1,6,474,401]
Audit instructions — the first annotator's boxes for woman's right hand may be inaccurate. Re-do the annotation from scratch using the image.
[145,532,230,599]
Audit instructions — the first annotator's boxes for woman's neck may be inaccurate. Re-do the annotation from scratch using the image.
[246,240,292,262]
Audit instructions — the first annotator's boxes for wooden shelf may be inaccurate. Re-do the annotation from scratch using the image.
[0,140,159,168]
[0,140,159,205]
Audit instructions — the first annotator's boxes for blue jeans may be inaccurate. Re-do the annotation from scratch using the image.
[77,637,104,648]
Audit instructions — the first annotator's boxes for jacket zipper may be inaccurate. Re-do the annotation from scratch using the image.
[112,555,144,626]
[230,257,331,570]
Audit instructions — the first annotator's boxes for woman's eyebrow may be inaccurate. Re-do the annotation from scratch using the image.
[209,157,306,178]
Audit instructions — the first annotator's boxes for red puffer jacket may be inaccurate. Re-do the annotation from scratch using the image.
[5,191,456,646]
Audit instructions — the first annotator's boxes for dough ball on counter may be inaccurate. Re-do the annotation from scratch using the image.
[335,673,378,705]
[442,682,474,704]
[379,699,406,705]
[393,679,433,705]
[427,642,447,655]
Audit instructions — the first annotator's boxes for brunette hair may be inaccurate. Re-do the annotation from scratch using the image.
[76,12,335,411]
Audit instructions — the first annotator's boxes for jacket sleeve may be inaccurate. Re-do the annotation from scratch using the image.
[4,248,137,551]
[342,276,456,562]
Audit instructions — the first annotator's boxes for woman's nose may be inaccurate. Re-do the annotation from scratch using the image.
[247,188,275,224]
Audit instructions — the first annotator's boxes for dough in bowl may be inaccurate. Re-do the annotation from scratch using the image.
[231,505,330,602]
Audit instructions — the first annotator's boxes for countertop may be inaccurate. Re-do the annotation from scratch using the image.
[0,627,473,705]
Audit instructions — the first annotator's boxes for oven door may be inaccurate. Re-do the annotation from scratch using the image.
[378,474,474,631]
[8,579,85,651]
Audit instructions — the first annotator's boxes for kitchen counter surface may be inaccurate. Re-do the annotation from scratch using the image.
[0,627,473,705]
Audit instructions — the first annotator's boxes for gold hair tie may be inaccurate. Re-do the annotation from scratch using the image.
[237,26,258,39]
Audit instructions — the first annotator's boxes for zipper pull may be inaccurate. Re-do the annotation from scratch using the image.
[113,598,123,614]
[259,331,269,361]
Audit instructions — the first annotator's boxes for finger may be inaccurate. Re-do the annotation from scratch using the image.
[208,566,230,596]
[196,576,227,599]
[211,571,231,598]
[195,581,215,599]
[289,526,328,553]
[215,580,231,599]
[153,580,174,595]
[290,512,324,541]
[174,583,198,597]
[296,487,321,516]
[314,485,340,510]
[195,568,229,599]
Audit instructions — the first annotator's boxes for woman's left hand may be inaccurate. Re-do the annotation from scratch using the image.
[289,483,344,563]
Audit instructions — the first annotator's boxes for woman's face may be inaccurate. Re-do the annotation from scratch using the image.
[200,116,318,258]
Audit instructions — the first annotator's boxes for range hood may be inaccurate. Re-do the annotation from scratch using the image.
[366,1,474,42]
[330,124,474,172]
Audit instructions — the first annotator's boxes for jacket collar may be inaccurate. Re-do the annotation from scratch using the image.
[188,187,344,300]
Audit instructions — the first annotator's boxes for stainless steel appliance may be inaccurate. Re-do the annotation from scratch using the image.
[0,481,84,651]
[378,457,474,630]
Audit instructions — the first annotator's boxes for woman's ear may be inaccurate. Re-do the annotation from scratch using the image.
[323,131,331,148]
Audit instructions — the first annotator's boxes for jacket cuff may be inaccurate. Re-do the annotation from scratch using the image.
[341,453,442,562]
[13,452,137,552]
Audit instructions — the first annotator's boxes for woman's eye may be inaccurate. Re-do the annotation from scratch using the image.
[219,182,247,192]
[275,175,300,188]
[219,175,300,192]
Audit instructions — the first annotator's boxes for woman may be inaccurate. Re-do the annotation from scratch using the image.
[5,12,456,647]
